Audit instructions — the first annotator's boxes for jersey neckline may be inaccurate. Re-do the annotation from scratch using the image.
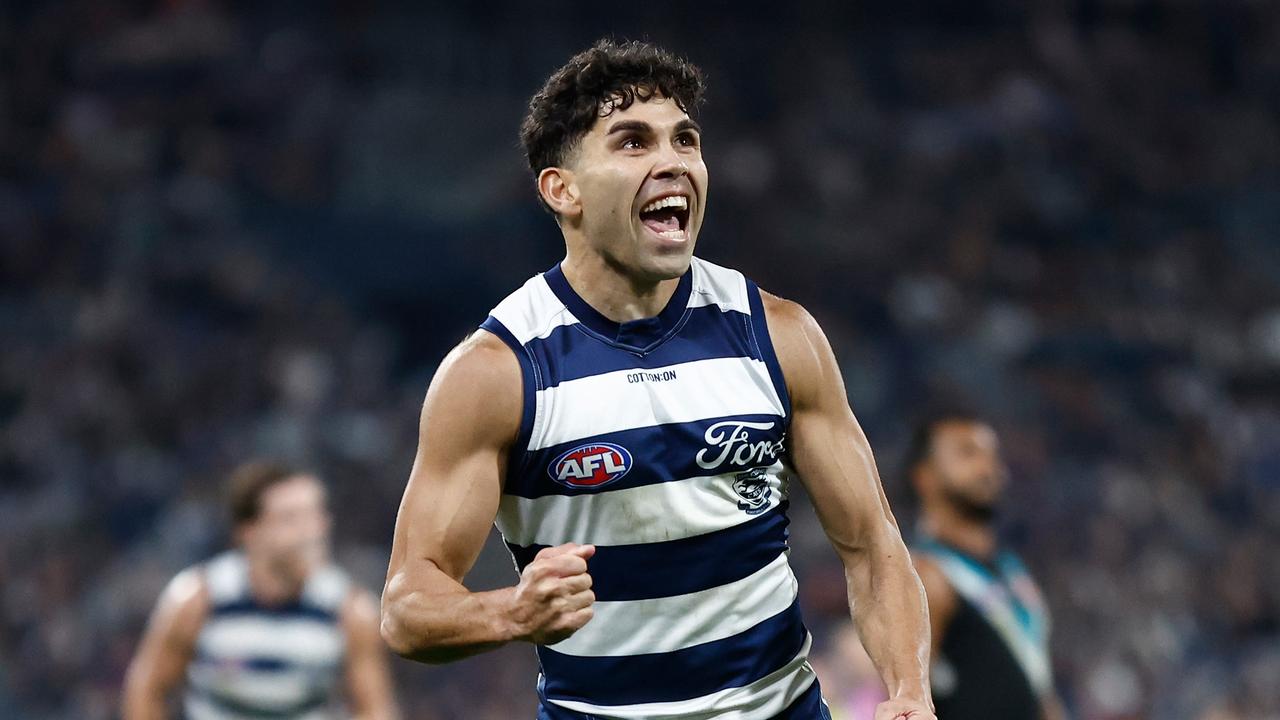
[543,261,694,354]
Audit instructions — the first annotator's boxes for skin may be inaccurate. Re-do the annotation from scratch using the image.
[122,476,400,720]
[909,421,1064,720]
[380,93,934,719]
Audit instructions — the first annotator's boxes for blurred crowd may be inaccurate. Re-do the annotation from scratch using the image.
[1,1,1278,718]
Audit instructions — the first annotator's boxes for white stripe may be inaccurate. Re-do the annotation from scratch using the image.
[549,552,797,657]
[549,634,816,719]
[188,665,323,708]
[497,464,785,547]
[197,617,345,667]
[688,257,751,315]
[489,274,579,345]
[531,356,784,450]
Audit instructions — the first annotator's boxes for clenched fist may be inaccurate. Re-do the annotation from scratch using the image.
[508,543,596,645]
[874,698,936,720]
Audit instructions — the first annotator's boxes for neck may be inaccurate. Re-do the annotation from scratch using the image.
[920,506,997,561]
[561,249,681,322]
[245,553,306,606]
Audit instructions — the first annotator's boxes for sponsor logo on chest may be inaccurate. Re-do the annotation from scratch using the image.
[695,420,785,471]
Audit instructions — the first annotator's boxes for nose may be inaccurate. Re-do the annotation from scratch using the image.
[652,143,689,180]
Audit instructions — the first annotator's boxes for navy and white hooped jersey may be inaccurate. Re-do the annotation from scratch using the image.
[184,552,350,720]
[480,257,818,719]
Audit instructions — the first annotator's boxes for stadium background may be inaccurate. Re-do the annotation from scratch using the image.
[2,1,1278,718]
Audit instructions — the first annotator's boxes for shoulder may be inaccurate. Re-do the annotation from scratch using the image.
[757,290,837,406]
[153,566,211,639]
[432,330,522,403]
[912,552,959,611]
[759,290,820,336]
[419,330,523,445]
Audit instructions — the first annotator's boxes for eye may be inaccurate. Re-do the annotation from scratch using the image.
[620,136,645,150]
[676,132,700,147]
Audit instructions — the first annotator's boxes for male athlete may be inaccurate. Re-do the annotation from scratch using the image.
[906,414,1065,720]
[380,40,935,719]
[123,462,399,720]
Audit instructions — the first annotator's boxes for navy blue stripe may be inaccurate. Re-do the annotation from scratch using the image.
[544,263,694,352]
[507,502,790,601]
[480,317,538,477]
[507,413,786,499]
[526,305,759,389]
[538,598,808,706]
[209,600,336,622]
[745,280,792,422]
[193,652,332,672]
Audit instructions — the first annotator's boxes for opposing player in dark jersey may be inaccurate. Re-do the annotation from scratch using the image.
[380,40,935,720]
[906,415,1066,720]
[123,461,399,720]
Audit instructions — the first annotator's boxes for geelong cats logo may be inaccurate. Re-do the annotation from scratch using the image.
[732,468,773,515]
[548,443,632,489]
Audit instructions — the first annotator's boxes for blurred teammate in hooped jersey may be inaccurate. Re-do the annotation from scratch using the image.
[123,461,399,720]
[907,414,1067,720]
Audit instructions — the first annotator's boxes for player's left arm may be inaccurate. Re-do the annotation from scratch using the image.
[763,292,934,720]
[342,588,401,720]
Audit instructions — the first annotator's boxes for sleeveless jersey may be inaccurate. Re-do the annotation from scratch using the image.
[184,552,350,720]
[915,539,1052,720]
[480,257,818,719]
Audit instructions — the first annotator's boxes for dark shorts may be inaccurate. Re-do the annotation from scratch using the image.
[536,679,831,720]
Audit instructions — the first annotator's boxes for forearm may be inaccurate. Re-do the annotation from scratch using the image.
[351,703,400,720]
[843,532,933,705]
[121,677,172,720]
[380,568,518,664]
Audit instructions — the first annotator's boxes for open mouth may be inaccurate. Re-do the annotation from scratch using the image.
[638,194,691,242]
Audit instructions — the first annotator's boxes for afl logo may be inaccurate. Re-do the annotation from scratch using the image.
[548,443,633,488]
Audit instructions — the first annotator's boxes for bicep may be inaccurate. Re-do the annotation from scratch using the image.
[765,295,898,554]
[386,332,522,585]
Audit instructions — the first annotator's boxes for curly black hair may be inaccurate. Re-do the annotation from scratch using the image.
[519,39,706,210]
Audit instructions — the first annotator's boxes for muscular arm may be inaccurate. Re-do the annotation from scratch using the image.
[763,293,934,718]
[342,589,400,720]
[121,569,209,720]
[380,331,595,664]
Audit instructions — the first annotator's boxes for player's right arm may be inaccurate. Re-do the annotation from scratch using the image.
[121,569,209,720]
[380,331,595,664]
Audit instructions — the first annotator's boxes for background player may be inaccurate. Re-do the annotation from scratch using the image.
[906,414,1066,720]
[122,461,399,720]
[379,39,935,720]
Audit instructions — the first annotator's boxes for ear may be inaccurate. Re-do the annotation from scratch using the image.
[537,167,581,219]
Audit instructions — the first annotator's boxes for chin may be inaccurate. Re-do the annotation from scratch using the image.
[640,245,696,280]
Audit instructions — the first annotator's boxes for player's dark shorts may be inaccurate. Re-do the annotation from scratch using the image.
[536,680,832,719]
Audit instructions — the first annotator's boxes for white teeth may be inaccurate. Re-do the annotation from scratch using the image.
[658,229,686,240]
[641,195,689,214]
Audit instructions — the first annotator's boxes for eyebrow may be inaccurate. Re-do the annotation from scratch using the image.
[674,118,702,135]
[605,118,704,136]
